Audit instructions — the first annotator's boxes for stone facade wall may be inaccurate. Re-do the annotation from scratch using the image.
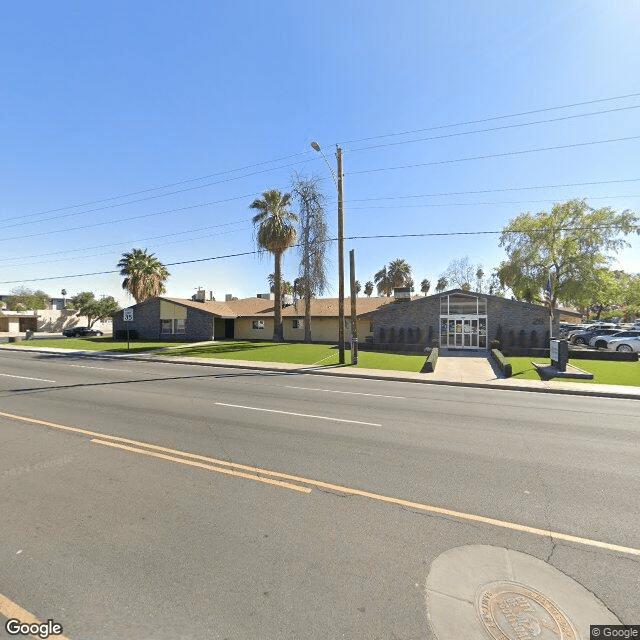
[369,292,559,351]
[113,299,215,341]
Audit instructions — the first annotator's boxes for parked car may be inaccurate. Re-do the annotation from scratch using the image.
[590,330,640,349]
[606,336,640,352]
[567,324,619,345]
[570,327,621,346]
[62,326,103,337]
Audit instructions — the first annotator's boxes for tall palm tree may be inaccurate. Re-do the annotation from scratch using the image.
[374,266,393,296]
[364,281,374,297]
[436,277,448,293]
[387,258,412,289]
[251,190,299,341]
[117,248,170,303]
[420,279,430,296]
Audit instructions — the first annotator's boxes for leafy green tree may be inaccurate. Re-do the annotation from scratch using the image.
[118,249,170,303]
[251,189,299,341]
[498,199,638,323]
[364,281,374,297]
[5,287,50,310]
[291,174,330,342]
[420,279,430,296]
[70,292,120,327]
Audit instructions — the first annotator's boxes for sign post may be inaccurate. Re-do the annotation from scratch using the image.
[123,307,133,352]
[550,339,568,372]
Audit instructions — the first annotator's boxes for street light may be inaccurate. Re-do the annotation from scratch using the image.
[311,141,345,364]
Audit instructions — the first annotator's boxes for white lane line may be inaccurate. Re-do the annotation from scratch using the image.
[67,364,132,372]
[0,373,56,382]
[284,384,406,399]
[214,402,382,426]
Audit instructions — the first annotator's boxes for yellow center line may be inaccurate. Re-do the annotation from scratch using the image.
[0,593,71,640]
[91,439,311,494]
[2,409,640,557]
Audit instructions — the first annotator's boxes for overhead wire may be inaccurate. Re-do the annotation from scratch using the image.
[2,223,636,285]
[338,91,640,145]
[348,135,640,174]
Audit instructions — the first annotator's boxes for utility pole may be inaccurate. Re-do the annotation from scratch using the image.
[349,249,358,365]
[337,146,345,364]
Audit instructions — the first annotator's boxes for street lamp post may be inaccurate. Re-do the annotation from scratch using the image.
[311,141,345,364]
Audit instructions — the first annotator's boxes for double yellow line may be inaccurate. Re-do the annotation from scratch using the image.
[2,409,640,557]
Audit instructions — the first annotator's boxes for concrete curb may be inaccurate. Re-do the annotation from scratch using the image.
[2,345,639,400]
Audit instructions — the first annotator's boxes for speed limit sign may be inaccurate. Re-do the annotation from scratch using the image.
[123,308,134,322]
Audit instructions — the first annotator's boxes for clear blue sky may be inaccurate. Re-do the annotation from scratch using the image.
[1,1,639,304]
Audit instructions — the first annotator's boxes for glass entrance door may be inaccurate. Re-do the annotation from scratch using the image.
[441,316,487,349]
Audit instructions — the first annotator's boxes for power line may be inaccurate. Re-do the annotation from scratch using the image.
[2,150,316,224]
[0,220,252,263]
[5,91,639,226]
[338,91,640,145]
[347,177,640,202]
[1,155,318,231]
[349,104,640,152]
[348,135,640,175]
[1,193,258,242]
[2,223,635,285]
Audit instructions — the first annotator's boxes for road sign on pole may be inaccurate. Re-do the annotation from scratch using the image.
[123,308,134,322]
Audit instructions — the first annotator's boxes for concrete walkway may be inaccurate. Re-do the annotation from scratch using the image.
[1,343,639,400]
[430,349,502,384]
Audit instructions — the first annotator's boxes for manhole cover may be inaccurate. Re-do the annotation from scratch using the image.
[425,545,620,639]
[476,580,577,639]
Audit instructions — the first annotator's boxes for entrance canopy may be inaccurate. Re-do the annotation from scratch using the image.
[440,293,487,349]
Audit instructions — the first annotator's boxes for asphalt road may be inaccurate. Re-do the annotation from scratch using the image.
[0,349,638,639]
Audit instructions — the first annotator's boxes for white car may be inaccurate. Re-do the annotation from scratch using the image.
[590,330,640,348]
[606,336,640,353]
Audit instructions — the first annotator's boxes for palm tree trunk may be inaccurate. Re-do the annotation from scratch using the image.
[273,252,284,341]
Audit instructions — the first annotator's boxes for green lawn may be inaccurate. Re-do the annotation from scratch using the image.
[508,356,640,386]
[9,337,186,354]
[164,340,428,372]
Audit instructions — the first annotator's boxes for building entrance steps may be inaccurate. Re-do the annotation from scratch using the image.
[433,350,503,383]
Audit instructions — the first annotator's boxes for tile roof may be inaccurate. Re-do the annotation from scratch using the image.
[160,296,392,318]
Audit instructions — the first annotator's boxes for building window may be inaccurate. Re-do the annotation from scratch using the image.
[252,320,265,330]
[292,319,302,329]
[369,322,374,333]
[161,319,186,334]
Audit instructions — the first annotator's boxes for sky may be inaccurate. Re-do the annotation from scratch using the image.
[1,1,639,306]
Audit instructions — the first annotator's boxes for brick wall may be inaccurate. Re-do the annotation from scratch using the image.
[369,292,559,351]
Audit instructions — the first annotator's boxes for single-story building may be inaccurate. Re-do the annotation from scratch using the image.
[111,295,393,342]
[362,289,582,351]
[0,310,40,333]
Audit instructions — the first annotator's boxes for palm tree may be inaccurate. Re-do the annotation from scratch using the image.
[364,281,374,297]
[436,277,448,293]
[374,266,393,296]
[251,190,299,341]
[354,280,361,296]
[117,249,170,303]
[387,258,413,289]
[420,279,430,296]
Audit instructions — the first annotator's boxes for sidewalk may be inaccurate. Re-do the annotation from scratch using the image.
[1,343,639,400]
